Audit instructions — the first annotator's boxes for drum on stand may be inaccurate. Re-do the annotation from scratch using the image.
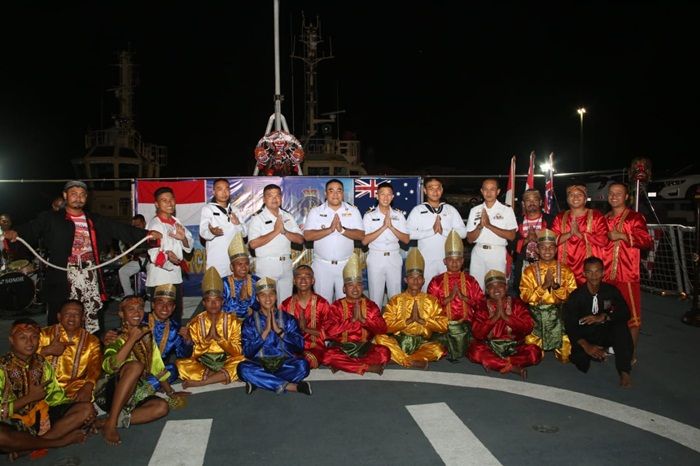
[0,271,36,312]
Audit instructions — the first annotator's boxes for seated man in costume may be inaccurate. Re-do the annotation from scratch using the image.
[96,296,184,446]
[223,233,259,319]
[0,319,95,453]
[468,270,542,379]
[103,284,193,390]
[39,300,102,401]
[519,229,577,362]
[427,230,484,361]
[563,257,634,387]
[323,254,390,375]
[238,277,312,395]
[177,267,246,388]
[374,248,448,369]
[280,265,330,369]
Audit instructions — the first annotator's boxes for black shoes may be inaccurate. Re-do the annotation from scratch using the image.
[297,381,312,396]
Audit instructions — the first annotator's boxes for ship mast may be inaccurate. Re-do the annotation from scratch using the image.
[114,50,135,130]
[292,14,335,141]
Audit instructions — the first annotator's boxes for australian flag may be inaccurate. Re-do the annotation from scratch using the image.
[353,177,421,216]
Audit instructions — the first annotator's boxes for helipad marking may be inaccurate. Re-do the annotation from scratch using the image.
[407,402,502,465]
[149,419,213,466]
[174,369,700,454]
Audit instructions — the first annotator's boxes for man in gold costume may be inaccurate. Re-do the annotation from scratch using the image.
[374,248,447,369]
[39,300,102,401]
[519,229,577,362]
[177,267,246,388]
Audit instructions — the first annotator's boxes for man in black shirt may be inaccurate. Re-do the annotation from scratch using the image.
[563,256,634,387]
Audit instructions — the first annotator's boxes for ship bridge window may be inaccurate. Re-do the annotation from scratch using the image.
[118,164,139,190]
[89,163,115,190]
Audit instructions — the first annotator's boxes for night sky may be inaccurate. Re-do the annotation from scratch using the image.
[0,2,697,201]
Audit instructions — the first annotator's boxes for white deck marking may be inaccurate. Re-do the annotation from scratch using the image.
[407,402,502,465]
[175,369,700,453]
[149,419,213,466]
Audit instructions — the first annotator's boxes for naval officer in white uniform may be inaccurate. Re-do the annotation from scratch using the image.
[303,179,365,303]
[466,178,517,290]
[407,177,467,290]
[247,184,304,303]
[361,182,409,307]
[199,178,247,278]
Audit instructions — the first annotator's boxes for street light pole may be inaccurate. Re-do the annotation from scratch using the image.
[577,107,586,171]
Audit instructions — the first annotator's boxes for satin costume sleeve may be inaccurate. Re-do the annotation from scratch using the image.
[324,301,363,342]
[103,337,170,382]
[223,276,259,318]
[427,272,484,322]
[519,262,577,305]
[553,210,610,283]
[383,294,448,337]
[605,210,653,282]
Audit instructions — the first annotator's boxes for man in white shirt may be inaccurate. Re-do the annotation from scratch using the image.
[466,178,518,290]
[146,186,194,323]
[407,177,467,290]
[247,184,304,303]
[303,179,365,303]
[361,182,409,307]
[199,178,246,278]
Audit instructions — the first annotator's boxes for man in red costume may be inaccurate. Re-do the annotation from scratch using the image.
[323,255,390,375]
[427,230,484,361]
[604,183,652,361]
[280,265,330,369]
[468,270,542,378]
[552,185,608,285]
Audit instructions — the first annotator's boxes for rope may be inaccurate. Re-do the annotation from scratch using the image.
[12,235,153,272]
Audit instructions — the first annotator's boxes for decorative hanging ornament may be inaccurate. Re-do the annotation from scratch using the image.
[254,130,304,176]
[629,157,652,183]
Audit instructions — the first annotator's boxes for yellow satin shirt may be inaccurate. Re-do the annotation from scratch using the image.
[38,325,102,398]
[383,292,448,338]
[519,260,577,306]
[187,312,243,358]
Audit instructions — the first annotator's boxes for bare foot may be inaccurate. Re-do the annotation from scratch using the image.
[60,430,88,447]
[366,364,385,375]
[619,371,632,388]
[329,367,338,374]
[100,424,121,446]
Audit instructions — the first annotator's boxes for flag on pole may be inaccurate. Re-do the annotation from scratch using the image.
[544,153,555,214]
[525,151,535,193]
[505,155,516,208]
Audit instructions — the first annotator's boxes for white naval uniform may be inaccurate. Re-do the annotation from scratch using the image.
[199,202,247,278]
[465,200,517,290]
[146,215,194,286]
[246,206,302,303]
[407,202,467,290]
[304,201,364,303]
[362,206,408,308]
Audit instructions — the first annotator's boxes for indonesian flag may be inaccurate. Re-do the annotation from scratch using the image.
[505,155,516,208]
[525,151,535,193]
[136,180,207,226]
[544,153,555,214]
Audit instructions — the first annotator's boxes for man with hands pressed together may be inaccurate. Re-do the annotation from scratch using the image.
[177,267,245,389]
[238,277,311,395]
[466,178,517,291]
[374,248,447,369]
[303,179,365,302]
[247,184,305,303]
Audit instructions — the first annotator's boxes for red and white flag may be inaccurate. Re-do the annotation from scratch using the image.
[505,155,516,208]
[525,151,535,193]
[543,153,555,214]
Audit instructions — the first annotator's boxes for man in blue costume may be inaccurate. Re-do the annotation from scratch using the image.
[238,277,312,395]
[222,233,259,319]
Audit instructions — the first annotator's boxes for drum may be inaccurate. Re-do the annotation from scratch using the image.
[8,259,37,275]
[0,272,36,311]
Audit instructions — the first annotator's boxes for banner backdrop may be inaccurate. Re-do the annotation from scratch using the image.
[136,177,422,296]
